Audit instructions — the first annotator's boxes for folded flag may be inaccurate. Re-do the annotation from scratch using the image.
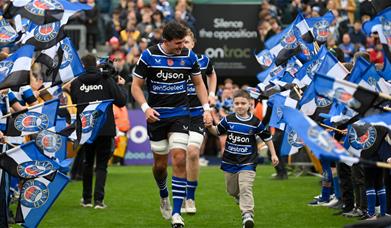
[15,171,69,228]
[5,99,59,136]
[282,106,359,165]
[281,125,304,156]
[0,141,60,179]
[3,0,92,25]
[0,44,35,90]
[313,73,385,115]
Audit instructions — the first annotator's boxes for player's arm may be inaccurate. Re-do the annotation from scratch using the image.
[131,76,160,123]
[206,69,217,106]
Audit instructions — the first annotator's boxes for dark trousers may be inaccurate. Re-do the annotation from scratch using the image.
[273,129,287,176]
[82,136,114,202]
[384,170,391,214]
[364,167,384,190]
[337,162,354,211]
[0,170,8,227]
[352,164,367,210]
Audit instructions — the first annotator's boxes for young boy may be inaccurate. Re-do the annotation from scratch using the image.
[206,89,279,228]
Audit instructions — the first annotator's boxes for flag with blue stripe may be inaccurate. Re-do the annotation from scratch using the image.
[0,45,35,90]
[267,91,298,130]
[255,49,274,69]
[305,11,335,44]
[7,99,59,136]
[313,73,380,114]
[380,49,391,80]
[360,112,391,132]
[281,125,304,156]
[256,64,285,91]
[0,141,61,179]
[270,28,303,66]
[317,52,349,80]
[35,118,67,162]
[282,106,359,165]
[0,13,20,48]
[298,82,332,116]
[362,8,391,51]
[347,56,371,82]
[15,171,69,228]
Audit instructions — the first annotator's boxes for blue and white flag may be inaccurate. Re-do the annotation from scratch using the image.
[305,11,335,44]
[267,91,297,130]
[0,141,60,179]
[347,56,371,82]
[4,0,92,25]
[66,100,113,145]
[15,171,69,228]
[362,8,391,52]
[322,102,357,125]
[282,106,359,165]
[0,14,20,48]
[7,99,59,136]
[380,50,391,80]
[281,125,304,156]
[256,64,284,91]
[0,45,35,90]
[270,71,300,88]
[35,125,67,162]
[37,37,85,85]
[313,73,380,114]
[358,64,391,94]
[317,52,349,80]
[255,49,274,69]
[270,28,303,66]
[360,112,391,132]
[298,82,332,116]
[343,123,378,157]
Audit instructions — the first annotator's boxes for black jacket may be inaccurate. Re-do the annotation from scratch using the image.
[70,67,126,137]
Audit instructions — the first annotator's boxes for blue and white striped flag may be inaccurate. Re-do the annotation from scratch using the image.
[360,112,391,131]
[267,91,297,130]
[281,125,304,156]
[362,8,391,52]
[317,52,349,80]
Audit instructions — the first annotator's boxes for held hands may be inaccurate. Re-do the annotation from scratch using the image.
[145,108,160,123]
[271,155,279,167]
[203,110,213,128]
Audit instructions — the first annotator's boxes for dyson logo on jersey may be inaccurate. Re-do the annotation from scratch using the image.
[156,70,185,81]
[228,134,250,144]
[80,84,103,93]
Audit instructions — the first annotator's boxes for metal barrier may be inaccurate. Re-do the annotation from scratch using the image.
[64,24,87,56]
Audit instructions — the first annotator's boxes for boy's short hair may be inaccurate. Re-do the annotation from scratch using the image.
[162,21,188,41]
[233,89,251,100]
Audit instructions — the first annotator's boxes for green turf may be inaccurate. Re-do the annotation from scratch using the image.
[15,165,356,227]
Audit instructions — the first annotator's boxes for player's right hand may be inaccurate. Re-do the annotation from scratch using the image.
[145,108,160,123]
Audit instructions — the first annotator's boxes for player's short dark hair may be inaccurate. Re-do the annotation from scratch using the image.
[162,21,188,41]
[81,54,97,67]
[233,89,251,100]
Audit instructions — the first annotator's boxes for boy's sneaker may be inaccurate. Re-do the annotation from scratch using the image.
[185,199,196,214]
[361,213,377,220]
[343,208,364,217]
[180,200,187,214]
[160,197,172,220]
[307,199,329,206]
[171,213,184,228]
[242,213,254,228]
[94,201,107,209]
[80,198,92,208]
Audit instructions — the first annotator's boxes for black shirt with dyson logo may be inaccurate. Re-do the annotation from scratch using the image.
[217,113,272,173]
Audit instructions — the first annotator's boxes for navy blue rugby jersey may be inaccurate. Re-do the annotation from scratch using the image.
[217,113,272,172]
[187,54,214,117]
[133,43,201,119]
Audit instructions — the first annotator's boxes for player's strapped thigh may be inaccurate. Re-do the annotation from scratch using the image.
[150,139,169,155]
[188,131,204,149]
[168,132,189,151]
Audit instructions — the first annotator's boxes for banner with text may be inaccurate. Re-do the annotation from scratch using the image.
[124,110,153,165]
[193,4,260,77]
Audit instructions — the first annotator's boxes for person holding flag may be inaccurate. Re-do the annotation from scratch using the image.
[71,54,126,209]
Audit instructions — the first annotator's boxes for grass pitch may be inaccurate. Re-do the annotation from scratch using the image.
[18,165,356,227]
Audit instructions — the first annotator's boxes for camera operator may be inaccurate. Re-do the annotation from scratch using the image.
[71,54,126,209]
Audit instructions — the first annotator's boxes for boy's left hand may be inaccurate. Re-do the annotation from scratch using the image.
[271,155,279,167]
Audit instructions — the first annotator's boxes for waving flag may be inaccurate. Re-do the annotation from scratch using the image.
[20,20,66,50]
[268,91,298,130]
[36,37,85,85]
[4,0,92,25]
[322,102,358,125]
[270,28,303,66]
[362,8,391,52]
[15,171,69,228]
[0,45,35,90]
[313,73,382,115]
[305,11,335,44]
[256,64,284,91]
[35,118,67,161]
[255,49,274,69]
[299,82,333,117]
[6,99,59,136]
[281,125,304,156]
[0,141,60,179]
[343,123,378,157]
[0,14,20,48]
[282,106,359,165]
[347,56,371,82]
[317,52,349,80]
[358,64,391,94]
[361,112,391,131]
[380,50,391,80]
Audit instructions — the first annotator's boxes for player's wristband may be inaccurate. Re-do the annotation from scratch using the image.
[202,103,211,111]
[208,92,216,97]
[141,103,150,113]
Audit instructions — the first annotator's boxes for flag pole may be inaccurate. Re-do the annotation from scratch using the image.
[319,123,347,134]
[293,85,302,99]
[0,100,49,119]
[59,100,112,109]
